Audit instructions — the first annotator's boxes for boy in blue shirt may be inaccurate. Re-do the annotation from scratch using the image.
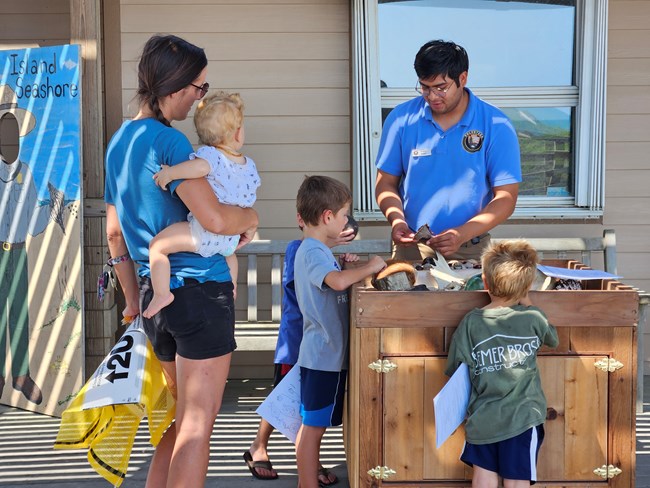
[446,240,559,487]
[294,176,386,488]
[244,216,358,486]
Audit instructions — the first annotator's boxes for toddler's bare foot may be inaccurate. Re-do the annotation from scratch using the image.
[143,293,174,318]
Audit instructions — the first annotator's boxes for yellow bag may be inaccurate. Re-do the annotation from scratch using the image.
[54,316,175,486]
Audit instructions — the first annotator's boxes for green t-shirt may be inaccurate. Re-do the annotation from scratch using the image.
[445,305,559,444]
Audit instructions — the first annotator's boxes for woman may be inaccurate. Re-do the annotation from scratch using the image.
[104,34,258,488]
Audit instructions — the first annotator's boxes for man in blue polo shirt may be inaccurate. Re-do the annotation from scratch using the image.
[375,40,521,260]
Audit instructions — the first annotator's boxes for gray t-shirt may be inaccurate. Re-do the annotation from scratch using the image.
[295,238,350,372]
[446,305,559,444]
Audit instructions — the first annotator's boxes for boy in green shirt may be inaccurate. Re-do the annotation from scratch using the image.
[446,239,559,487]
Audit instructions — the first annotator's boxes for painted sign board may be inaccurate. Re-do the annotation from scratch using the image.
[0,44,83,416]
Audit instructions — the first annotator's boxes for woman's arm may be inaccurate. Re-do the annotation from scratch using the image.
[176,178,259,236]
[106,204,140,317]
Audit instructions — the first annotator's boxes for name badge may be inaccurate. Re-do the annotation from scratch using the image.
[411,148,431,157]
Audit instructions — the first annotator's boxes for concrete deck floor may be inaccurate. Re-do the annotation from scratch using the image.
[0,375,648,488]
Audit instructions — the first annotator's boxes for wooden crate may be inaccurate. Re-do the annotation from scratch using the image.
[345,260,639,487]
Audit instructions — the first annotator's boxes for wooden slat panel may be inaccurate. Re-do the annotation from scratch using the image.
[380,328,445,355]
[610,327,636,488]
[565,356,608,480]
[356,290,638,328]
[423,358,467,481]
[383,357,425,481]
[121,32,349,60]
[538,357,566,480]
[121,4,349,33]
[354,326,382,488]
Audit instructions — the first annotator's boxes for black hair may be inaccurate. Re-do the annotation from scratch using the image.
[136,34,207,126]
[414,40,469,86]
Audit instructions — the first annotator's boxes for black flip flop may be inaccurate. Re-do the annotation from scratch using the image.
[243,450,279,480]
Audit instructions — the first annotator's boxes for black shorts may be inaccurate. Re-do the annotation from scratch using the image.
[139,276,237,361]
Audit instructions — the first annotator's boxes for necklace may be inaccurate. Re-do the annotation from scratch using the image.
[215,144,243,158]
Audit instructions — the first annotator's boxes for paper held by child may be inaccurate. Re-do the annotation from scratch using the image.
[433,363,471,449]
[255,366,302,443]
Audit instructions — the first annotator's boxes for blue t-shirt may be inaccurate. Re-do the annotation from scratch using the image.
[273,239,303,365]
[376,89,522,234]
[295,238,350,372]
[104,118,230,284]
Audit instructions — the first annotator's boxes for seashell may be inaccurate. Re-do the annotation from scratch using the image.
[413,223,433,242]
[372,262,416,291]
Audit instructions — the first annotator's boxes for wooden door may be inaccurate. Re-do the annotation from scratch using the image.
[382,357,471,483]
[380,355,608,485]
[538,356,608,481]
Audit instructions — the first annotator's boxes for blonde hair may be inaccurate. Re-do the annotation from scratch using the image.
[193,91,244,145]
[481,239,538,301]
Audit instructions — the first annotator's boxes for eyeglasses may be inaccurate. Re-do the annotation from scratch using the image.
[415,80,452,98]
[189,82,209,98]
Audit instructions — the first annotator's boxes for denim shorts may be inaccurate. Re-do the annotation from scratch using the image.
[139,276,236,361]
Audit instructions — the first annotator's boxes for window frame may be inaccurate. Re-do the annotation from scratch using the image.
[351,0,608,221]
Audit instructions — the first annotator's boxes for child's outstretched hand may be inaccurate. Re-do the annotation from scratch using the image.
[153,164,174,190]
[340,253,360,263]
[368,255,387,273]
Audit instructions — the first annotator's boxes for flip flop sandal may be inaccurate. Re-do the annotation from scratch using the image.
[318,467,339,487]
[243,450,279,480]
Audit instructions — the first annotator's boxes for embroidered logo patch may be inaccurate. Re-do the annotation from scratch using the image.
[462,130,484,153]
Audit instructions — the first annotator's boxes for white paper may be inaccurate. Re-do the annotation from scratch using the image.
[255,366,302,443]
[433,363,471,449]
[537,264,621,281]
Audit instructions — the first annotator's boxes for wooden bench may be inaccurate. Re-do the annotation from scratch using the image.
[233,229,647,410]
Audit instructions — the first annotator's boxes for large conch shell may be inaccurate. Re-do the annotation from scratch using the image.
[372,261,416,291]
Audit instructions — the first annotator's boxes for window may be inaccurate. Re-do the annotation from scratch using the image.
[352,0,608,220]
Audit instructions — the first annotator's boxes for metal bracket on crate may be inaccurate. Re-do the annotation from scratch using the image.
[594,358,624,372]
[368,359,398,373]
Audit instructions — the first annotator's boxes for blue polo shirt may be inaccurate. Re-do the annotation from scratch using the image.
[376,89,521,234]
[105,118,230,285]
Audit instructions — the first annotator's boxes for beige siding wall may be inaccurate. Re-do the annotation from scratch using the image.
[608,0,650,376]
[0,1,70,49]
